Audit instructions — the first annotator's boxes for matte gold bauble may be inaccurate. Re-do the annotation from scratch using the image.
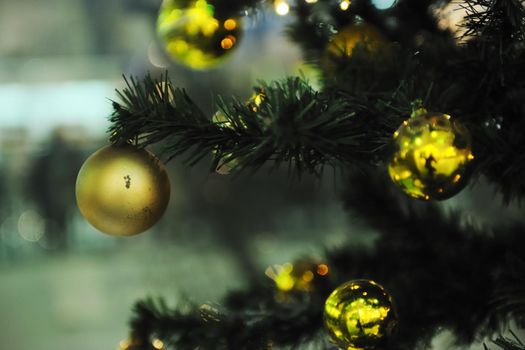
[157,0,242,70]
[324,280,397,350]
[388,112,474,200]
[76,145,170,236]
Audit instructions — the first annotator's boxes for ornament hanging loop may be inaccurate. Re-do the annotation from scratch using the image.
[410,99,428,119]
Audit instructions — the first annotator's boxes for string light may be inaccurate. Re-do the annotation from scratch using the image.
[340,0,351,11]
[275,0,290,16]
[265,260,330,292]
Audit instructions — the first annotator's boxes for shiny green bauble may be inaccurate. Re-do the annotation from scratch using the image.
[76,145,171,237]
[324,280,397,350]
[388,112,474,201]
[157,0,242,70]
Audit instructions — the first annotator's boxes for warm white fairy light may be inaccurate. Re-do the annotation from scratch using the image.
[275,0,290,15]
[340,0,351,11]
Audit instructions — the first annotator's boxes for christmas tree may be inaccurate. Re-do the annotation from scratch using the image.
[77,0,525,349]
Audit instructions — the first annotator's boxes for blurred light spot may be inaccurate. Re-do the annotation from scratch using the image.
[340,0,351,11]
[266,263,296,292]
[221,37,234,50]
[275,1,290,16]
[317,263,329,276]
[152,339,165,349]
[18,210,45,242]
[119,340,131,350]
[224,19,237,31]
[302,270,314,282]
[305,0,318,3]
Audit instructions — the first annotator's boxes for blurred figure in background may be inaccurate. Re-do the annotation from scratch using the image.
[25,128,85,251]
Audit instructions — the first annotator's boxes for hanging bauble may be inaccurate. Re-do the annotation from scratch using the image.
[157,0,242,70]
[322,24,388,71]
[265,259,330,293]
[211,90,267,175]
[324,279,397,350]
[76,144,171,236]
[119,337,165,350]
[388,112,474,200]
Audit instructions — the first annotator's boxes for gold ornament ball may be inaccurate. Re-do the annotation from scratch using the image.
[76,145,171,237]
[324,280,397,350]
[157,0,242,70]
[388,112,474,200]
[323,24,389,72]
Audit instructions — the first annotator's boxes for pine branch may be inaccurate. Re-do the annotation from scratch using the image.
[109,74,393,176]
[107,0,525,200]
[130,291,328,350]
[460,0,525,43]
[127,169,525,349]
[487,332,525,350]
[492,255,525,326]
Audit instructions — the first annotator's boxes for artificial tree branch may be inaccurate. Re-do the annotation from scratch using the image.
[127,168,525,350]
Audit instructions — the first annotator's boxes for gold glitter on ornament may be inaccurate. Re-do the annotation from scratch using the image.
[324,280,397,350]
[388,112,474,200]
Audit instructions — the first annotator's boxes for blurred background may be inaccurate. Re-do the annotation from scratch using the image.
[0,1,518,349]
[0,1,347,349]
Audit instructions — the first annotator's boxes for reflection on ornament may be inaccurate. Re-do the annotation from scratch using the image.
[388,112,474,200]
[274,0,290,16]
[266,259,329,292]
[212,90,267,175]
[76,145,171,236]
[119,338,165,350]
[157,0,242,69]
[324,280,397,350]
